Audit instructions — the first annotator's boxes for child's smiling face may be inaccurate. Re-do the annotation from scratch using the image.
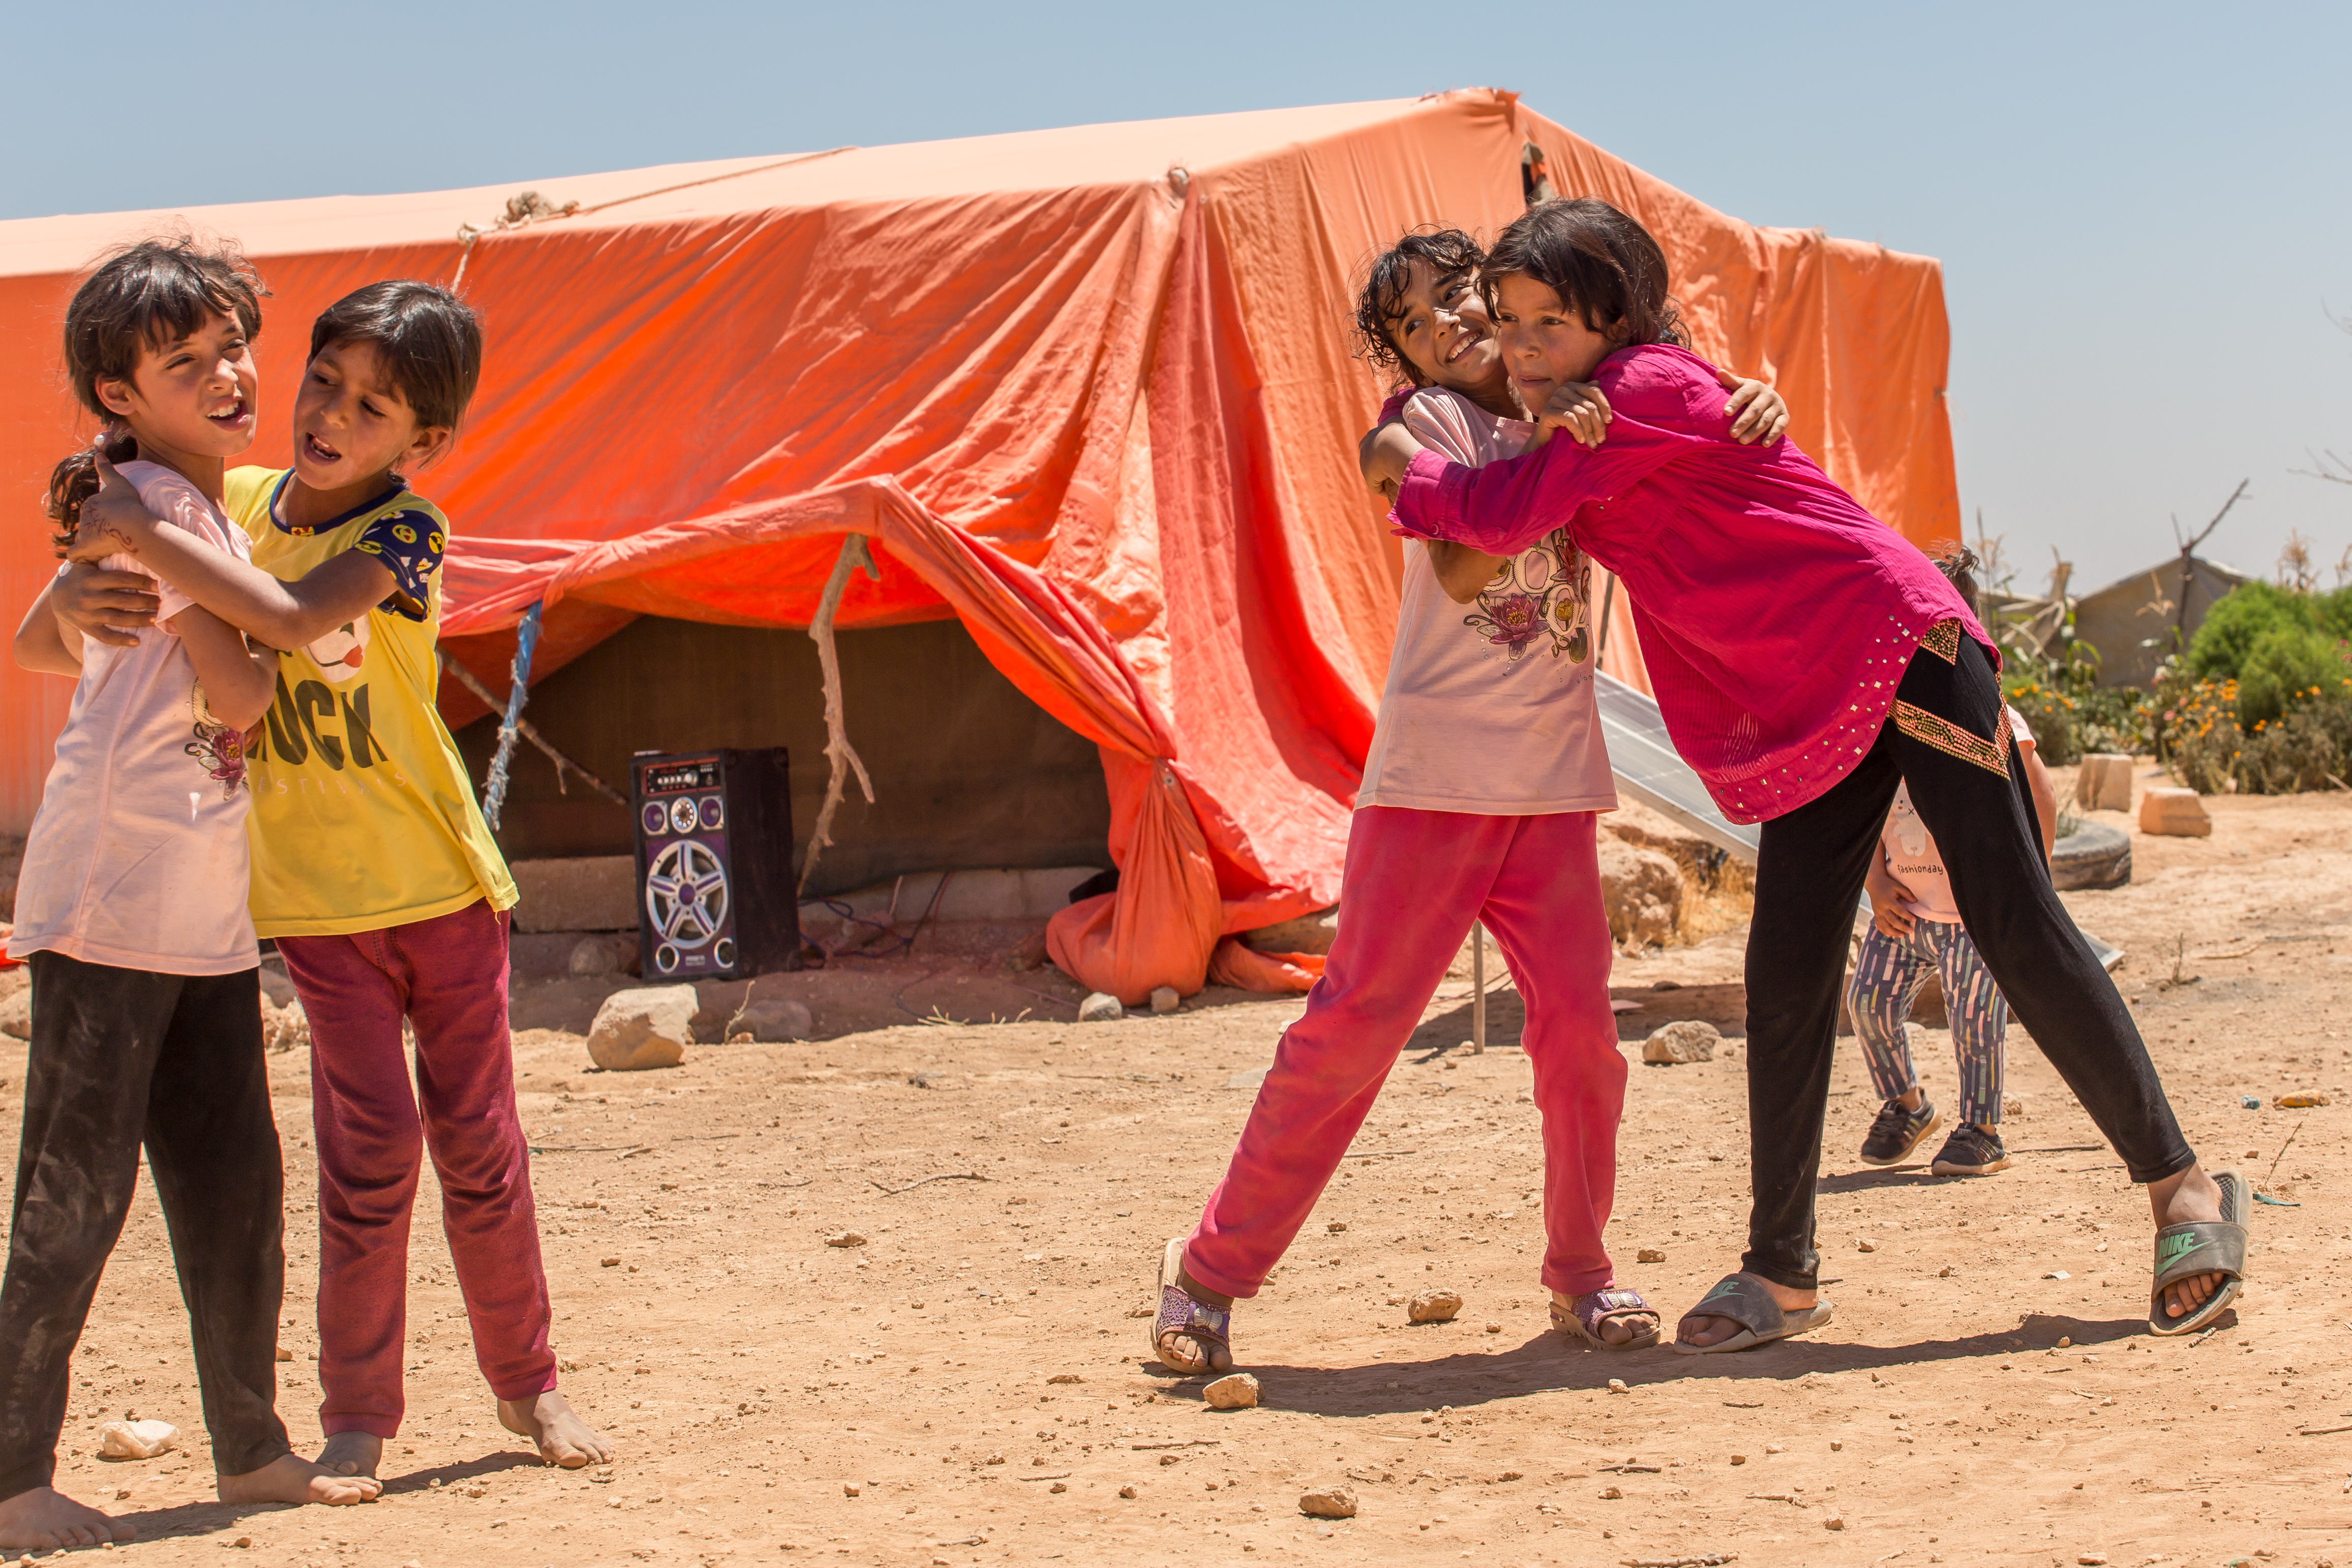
[1491,272,1618,418]
[291,338,446,494]
[93,308,258,460]
[1384,258,1505,397]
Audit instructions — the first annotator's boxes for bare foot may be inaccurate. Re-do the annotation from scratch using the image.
[1676,1273,1815,1349]
[316,1430,382,1479]
[2150,1164,2229,1320]
[501,1392,612,1468]
[1551,1288,1660,1346]
[0,1486,134,1550]
[217,1453,380,1507]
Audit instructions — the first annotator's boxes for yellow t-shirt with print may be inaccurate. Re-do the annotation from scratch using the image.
[225,467,518,938]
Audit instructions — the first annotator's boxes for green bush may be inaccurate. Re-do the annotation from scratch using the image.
[2155,660,2352,795]
[2237,626,2352,729]
[2184,582,2317,679]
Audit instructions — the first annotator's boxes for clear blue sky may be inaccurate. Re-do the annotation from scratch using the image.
[8,0,2347,593]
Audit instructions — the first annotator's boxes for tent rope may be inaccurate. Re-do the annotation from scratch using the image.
[439,652,624,806]
[481,601,545,830]
[448,148,856,289]
[797,535,881,894]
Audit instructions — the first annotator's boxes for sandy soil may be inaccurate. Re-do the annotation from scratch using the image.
[5,775,2351,1568]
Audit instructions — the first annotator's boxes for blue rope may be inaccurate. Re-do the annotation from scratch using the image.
[482,601,543,830]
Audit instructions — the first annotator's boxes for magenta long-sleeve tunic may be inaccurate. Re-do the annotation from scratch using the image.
[1392,343,1988,825]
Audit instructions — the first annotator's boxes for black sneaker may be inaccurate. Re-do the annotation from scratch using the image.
[1930,1124,2010,1176]
[1859,1097,1942,1166]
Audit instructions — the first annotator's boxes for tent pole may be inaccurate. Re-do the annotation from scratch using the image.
[1470,921,1487,1054]
[799,534,882,895]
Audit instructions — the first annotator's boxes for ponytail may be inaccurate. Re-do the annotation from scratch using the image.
[44,429,138,559]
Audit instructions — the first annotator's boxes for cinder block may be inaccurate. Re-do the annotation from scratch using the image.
[512,856,640,932]
[2076,753,2134,812]
[2137,786,2211,838]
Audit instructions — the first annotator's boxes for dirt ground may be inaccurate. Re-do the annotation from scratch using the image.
[4,768,2350,1568]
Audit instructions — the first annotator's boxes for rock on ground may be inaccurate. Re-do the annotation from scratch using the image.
[1149,985,1180,1014]
[265,999,310,1054]
[586,984,697,1071]
[1078,991,1124,1022]
[568,933,637,976]
[732,997,813,1043]
[1407,1287,1462,1323]
[1299,1486,1357,1519]
[1643,1019,1721,1064]
[2075,753,2134,811]
[0,987,27,1042]
[1203,1372,1260,1409]
[1597,836,1684,947]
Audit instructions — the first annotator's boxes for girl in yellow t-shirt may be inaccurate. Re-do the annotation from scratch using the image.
[57,281,607,1483]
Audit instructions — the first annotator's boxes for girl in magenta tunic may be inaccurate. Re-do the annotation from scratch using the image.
[1385,199,2246,1347]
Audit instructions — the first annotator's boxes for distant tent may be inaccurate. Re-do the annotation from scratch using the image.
[0,91,1961,1001]
[2069,558,2252,687]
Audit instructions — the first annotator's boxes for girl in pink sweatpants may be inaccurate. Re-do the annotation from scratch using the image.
[1151,232,1787,1373]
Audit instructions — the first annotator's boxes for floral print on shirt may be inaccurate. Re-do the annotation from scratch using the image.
[1461,526,1593,664]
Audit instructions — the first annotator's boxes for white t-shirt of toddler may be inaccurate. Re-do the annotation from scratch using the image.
[1880,705,2038,924]
[8,461,259,975]
[1356,387,1616,816]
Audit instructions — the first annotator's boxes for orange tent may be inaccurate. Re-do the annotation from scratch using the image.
[0,91,1958,1000]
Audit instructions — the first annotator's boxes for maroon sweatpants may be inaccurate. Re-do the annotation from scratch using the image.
[277,899,558,1437]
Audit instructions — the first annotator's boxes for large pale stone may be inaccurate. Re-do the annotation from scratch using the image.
[586,984,696,1071]
[2076,754,2134,812]
[1078,991,1124,1022]
[98,1419,178,1459]
[1596,836,1684,947]
[1642,1019,1720,1064]
[0,987,27,1042]
[2138,787,2212,838]
[1203,1372,1260,1410]
[512,856,639,933]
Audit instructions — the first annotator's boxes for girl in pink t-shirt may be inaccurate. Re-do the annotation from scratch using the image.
[1149,230,1787,1371]
[1387,199,2243,1347]
[4,239,379,1550]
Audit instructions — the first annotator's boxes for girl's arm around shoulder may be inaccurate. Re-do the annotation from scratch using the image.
[13,581,83,677]
[167,606,276,731]
[1392,400,1687,555]
[67,460,396,651]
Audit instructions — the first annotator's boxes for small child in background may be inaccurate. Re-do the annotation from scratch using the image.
[1850,550,2058,1177]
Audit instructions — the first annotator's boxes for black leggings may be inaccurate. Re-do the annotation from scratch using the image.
[0,953,290,1500]
[1740,637,2195,1290]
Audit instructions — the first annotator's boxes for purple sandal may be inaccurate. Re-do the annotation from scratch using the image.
[1551,1286,1662,1350]
[1151,1238,1232,1373]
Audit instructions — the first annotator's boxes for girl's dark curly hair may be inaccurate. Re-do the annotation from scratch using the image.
[1481,198,1688,351]
[1349,226,1487,383]
[43,235,266,556]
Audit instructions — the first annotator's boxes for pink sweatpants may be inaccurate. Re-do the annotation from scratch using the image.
[277,900,558,1437]
[1185,806,1626,1301]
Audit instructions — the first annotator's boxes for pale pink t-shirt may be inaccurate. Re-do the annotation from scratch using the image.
[9,462,258,975]
[1356,389,1616,816]
[1880,705,2037,923]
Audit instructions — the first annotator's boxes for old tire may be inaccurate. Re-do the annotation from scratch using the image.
[2051,822,2131,890]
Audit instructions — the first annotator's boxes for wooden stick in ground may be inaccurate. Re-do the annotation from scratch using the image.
[799,533,880,894]
[439,654,627,804]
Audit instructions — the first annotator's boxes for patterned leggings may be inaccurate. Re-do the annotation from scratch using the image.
[1848,919,2007,1129]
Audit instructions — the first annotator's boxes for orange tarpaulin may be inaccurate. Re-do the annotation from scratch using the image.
[0,91,1957,1001]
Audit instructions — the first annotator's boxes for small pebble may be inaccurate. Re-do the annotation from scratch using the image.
[1299,1486,1357,1519]
[1825,1515,1846,1531]
[1637,1247,1666,1263]
[1327,1221,1348,1233]
[1049,1481,1068,1493]
[1830,1440,1843,1451]
[1601,1485,1623,1499]
[843,1484,860,1497]
[1119,1485,1138,1499]
[600,1256,621,1268]
[1607,1378,1628,1394]
[1854,1237,1877,1253]
[826,1231,868,1248]
[1203,1373,1260,1410]
[1766,1444,1785,1454]
[1484,1322,1502,1334]
[1730,1454,1747,1465]
[1407,1288,1462,1323]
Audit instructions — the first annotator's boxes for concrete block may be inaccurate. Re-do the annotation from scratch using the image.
[513,857,639,933]
[2137,787,2212,838]
[2076,753,2134,812]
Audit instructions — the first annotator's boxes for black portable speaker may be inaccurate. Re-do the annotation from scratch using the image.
[630,747,802,981]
